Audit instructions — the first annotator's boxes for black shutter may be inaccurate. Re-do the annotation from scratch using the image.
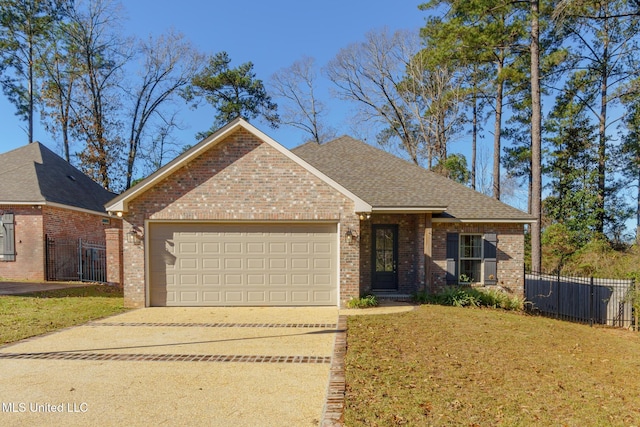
[446,233,459,285]
[2,213,15,261]
[483,233,497,285]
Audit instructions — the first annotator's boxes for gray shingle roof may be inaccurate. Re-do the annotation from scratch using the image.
[0,142,116,213]
[292,136,533,221]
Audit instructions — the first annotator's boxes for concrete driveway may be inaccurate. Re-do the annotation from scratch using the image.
[0,307,339,427]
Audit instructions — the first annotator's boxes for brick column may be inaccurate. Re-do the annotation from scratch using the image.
[105,228,123,287]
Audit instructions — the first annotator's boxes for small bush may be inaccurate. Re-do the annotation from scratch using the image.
[347,294,379,309]
[414,287,524,311]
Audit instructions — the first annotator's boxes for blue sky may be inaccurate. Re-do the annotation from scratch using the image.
[0,0,428,154]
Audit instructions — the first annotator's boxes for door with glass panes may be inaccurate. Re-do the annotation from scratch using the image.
[371,225,398,291]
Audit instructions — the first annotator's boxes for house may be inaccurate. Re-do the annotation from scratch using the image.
[0,142,121,282]
[105,118,534,308]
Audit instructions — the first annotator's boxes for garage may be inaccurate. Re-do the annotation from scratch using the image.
[148,222,338,306]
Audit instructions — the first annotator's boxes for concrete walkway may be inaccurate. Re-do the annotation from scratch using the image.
[0,281,88,295]
[0,307,339,427]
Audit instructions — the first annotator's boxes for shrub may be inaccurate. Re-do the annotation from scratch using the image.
[414,287,524,311]
[347,294,379,309]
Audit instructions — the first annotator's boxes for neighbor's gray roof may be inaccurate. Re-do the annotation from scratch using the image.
[292,136,533,221]
[0,142,116,213]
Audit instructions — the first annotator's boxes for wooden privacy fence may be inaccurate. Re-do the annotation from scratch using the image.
[45,236,107,283]
[525,271,636,329]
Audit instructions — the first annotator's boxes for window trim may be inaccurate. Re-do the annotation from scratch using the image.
[459,234,483,284]
[445,232,498,286]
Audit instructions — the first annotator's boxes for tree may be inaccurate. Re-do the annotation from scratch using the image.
[545,77,601,244]
[0,0,66,143]
[186,51,278,139]
[553,0,640,234]
[59,0,130,190]
[326,29,425,165]
[434,153,470,184]
[269,56,335,144]
[404,51,467,168]
[420,0,530,200]
[123,31,202,189]
[621,84,640,241]
[530,0,543,272]
[326,28,466,168]
[39,18,77,161]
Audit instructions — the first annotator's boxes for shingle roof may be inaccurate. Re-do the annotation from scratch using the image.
[292,136,533,221]
[0,142,116,213]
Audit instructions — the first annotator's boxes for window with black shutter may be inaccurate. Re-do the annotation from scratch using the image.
[0,213,16,262]
[445,232,497,285]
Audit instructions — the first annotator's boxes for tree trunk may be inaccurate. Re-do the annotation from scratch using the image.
[471,84,477,190]
[493,60,504,200]
[530,0,542,272]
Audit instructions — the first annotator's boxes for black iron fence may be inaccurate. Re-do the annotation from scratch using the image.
[45,236,106,283]
[525,271,637,328]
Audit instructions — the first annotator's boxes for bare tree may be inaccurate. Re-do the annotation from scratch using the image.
[123,31,202,189]
[39,20,77,161]
[325,29,425,164]
[326,28,466,168]
[402,51,467,168]
[60,0,131,190]
[270,56,335,144]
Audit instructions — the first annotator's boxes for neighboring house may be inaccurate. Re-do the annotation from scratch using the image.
[0,142,121,282]
[106,119,534,308]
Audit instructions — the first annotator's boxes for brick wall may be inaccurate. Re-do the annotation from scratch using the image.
[105,228,123,287]
[122,129,360,307]
[431,222,525,296]
[0,205,45,281]
[42,205,117,243]
[359,214,427,295]
[0,204,121,282]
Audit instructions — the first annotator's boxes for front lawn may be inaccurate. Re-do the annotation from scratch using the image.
[345,305,640,426]
[0,285,128,345]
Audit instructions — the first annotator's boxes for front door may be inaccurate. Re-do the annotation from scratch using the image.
[372,225,398,291]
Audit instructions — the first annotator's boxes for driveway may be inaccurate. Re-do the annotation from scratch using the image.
[0,307,339,427]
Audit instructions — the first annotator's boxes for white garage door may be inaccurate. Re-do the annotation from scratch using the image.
[148,222,338,306]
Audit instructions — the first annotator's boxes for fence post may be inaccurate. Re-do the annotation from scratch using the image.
[635,278,639,332]
[589,276,594,327]
[78,239,83,282]
[555,270,560,319]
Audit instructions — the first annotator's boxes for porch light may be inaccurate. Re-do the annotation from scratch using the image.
[359,213,371,221]
[345,228,358,244]
[127,227,143,245]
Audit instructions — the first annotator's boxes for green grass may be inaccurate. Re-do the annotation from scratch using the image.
[0,285,128,345]
[345,305,640,426]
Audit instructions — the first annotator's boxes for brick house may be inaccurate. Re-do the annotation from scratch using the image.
[0,142,121,282]
[105,119,534,308]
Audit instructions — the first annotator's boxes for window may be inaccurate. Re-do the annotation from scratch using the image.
[0,213,15,262]
[446,232,497,285]
[459,234,482,283]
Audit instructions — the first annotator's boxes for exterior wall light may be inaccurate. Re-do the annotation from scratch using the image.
[345,228,358,244]
[127,227,143,245]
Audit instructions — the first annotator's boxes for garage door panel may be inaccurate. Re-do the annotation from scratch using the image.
[149,222,337,306]
[202,243,220,254]
[202,291,221,303]
[269,274,287,285]
[179,242,198,253]
[202,274,220,285]
[202,259,220,269]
